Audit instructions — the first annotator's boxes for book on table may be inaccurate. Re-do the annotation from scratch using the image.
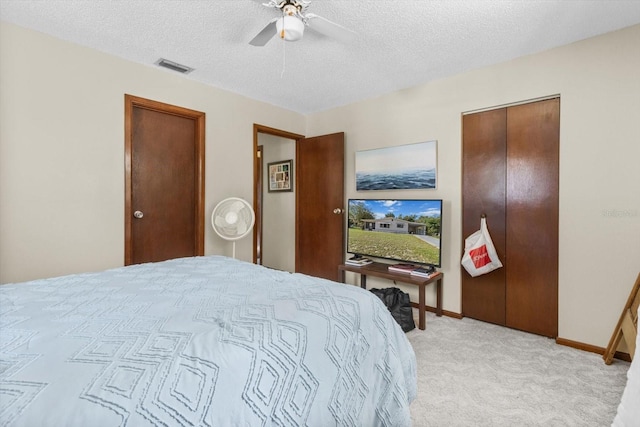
[387,263,419,274]
[410,267,437,278]
[345,257,373,266]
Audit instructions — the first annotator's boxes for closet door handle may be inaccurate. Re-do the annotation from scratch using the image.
[333,208,344,214]
[133,210,144,219]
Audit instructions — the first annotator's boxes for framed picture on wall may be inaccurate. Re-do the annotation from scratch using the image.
[268,159,293,192]
[355,140,437,190]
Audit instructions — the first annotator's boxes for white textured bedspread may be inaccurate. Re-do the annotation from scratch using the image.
[0,256,416,426]
[611,306,640,427]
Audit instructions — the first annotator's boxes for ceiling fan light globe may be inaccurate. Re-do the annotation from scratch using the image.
[276,16,304,41]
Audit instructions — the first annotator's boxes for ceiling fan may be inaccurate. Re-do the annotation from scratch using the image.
[249,0,356,46]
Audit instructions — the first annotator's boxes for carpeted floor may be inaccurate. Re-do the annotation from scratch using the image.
[406,312,630,427]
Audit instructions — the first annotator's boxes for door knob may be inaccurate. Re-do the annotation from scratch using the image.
[333,208,344,214]
[134,210,144,219]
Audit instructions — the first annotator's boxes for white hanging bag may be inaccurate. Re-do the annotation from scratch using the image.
[461,216,503,277]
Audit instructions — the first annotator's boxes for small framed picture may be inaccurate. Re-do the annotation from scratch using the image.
[268,159,293,192]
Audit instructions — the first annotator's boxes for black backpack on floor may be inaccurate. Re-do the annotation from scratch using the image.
[370,287,416,332]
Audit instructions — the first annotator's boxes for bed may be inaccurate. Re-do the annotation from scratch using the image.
[0,256,416,426]
[611,305,640,427]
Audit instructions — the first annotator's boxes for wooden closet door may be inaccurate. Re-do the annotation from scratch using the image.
[462,98,559,338]
[461,109,507,325]
[506,99,559,337]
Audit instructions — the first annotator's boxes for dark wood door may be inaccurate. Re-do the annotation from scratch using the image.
[461,108,507,325]
[505,99,559,337]
[124,95,205,265]
[461,98,559,338]
[296,133,345,281]
[255,144,264,264]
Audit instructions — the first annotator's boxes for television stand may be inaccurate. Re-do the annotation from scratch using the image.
[338,261,443,330]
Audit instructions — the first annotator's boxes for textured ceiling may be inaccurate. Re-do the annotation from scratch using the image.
[1,0,640,114]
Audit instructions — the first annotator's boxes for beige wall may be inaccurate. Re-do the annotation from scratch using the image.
[0,22,305,281]
[1,20,639,348]
[306,24,640,347]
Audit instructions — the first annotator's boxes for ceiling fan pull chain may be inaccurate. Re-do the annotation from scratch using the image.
[281,37,286,78]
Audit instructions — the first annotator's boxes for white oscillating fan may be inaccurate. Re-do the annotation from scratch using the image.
[211,197,255,259]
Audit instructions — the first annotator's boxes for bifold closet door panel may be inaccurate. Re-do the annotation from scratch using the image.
[505,98,560,337]
[461,108,508,325]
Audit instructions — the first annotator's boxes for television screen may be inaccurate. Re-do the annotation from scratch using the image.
[347,199,443,267]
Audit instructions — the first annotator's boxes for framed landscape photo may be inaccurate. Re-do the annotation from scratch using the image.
[268,159,293,192]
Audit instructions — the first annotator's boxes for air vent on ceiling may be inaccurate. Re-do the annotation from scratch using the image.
[155,58,194,74]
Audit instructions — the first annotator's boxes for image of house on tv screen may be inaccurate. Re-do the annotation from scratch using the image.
[347,199,442,266]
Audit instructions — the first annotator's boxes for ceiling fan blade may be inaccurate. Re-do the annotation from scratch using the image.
[305,13,356,42]
[249,18,278,46]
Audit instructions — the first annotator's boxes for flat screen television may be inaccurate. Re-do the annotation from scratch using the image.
[347,199,443,267]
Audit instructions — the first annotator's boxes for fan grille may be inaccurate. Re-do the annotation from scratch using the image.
[211,198,255,241]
